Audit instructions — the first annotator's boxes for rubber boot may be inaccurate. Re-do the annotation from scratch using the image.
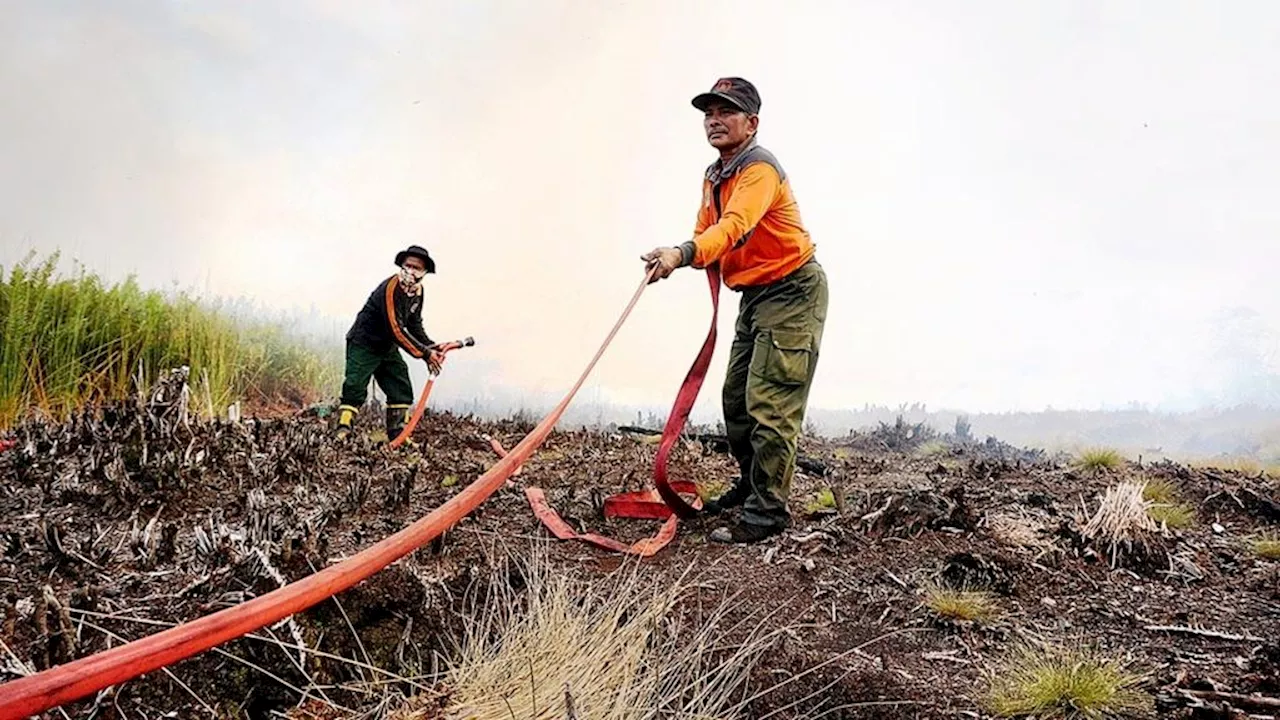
[710,520,785,544]
[335,406,356,440]
[386,406,414,446]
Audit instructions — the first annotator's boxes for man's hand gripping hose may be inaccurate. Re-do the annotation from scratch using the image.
[389,336,474,448]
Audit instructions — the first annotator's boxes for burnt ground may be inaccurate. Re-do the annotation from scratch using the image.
[1,397,1279,719]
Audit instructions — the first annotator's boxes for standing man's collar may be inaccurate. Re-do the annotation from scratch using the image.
[706,138,761,182]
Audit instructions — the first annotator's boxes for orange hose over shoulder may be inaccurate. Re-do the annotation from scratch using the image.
[385,275,425,358]
[0,272,657,720]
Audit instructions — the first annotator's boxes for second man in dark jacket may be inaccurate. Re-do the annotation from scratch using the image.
[336,245,445,443]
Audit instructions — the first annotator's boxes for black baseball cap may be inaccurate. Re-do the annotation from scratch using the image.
[691,77,762,115]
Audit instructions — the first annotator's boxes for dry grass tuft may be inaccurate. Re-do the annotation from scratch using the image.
[431,552,779,720]
[1140,480,1195,530]
[1188,456,1265,476]
[984,641,1149,718]
[1074,448,1125,475]
[915,440,950,458]
[990,511,1055,554]
[1080,482,1160,565]
[923,584,1000,624]
[1252,533,1280,560]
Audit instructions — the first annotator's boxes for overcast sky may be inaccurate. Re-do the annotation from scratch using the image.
[2,1,1277,415]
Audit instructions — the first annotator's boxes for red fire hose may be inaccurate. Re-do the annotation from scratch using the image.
[389,336,476,449]
[523,265,721,556]
[0,268,668,720]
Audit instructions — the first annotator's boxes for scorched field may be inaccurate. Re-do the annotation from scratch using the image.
[2,386,1279,720]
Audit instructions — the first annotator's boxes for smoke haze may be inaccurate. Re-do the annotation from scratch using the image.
[3,1,1279,449]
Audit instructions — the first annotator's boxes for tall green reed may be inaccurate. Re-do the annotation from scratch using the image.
[0,251,341,427]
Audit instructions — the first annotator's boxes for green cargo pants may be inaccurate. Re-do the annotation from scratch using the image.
[723,259,828,529]
[339,341,416,434]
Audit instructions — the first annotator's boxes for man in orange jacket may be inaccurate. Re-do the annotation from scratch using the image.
[643,77,829,544]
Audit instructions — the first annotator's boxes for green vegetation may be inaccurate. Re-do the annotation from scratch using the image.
[985,642,1148,718]
[803,487,838,514]
[697,477,729,504]
[0,252,341,427]
[1074,447,1125,474]
[1145,503,1195,529]
[1141,480,1196,530]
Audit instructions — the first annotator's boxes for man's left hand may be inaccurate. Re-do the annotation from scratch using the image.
[641,247,683,283]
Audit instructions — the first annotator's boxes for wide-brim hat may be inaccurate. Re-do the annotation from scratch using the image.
[394,245,436,273]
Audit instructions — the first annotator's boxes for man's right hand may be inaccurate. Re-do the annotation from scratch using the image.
[641,246,684,284]
[426,350,445,375]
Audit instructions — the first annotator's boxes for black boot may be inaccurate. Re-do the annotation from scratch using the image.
[709,520,784,544]
[702,476,751,515]
[385,407,411,445]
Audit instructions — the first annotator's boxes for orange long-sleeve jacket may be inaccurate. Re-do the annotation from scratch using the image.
[678,140,815,289]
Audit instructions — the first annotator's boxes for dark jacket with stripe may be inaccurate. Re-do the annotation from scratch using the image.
[345,276,434,357]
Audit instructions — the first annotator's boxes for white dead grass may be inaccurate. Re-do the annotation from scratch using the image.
[989,510,1056,556]
[1080,481,1160,565]
[434,552,780,720]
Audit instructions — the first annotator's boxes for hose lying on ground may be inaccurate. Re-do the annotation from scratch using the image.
[522,264,722,555]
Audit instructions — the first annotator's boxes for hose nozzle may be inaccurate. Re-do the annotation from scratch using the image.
[430,336,477,353]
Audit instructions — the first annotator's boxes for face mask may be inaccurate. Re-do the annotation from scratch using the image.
[398,265,425,292]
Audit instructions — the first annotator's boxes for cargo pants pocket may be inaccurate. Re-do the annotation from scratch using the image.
[749,329,814,387]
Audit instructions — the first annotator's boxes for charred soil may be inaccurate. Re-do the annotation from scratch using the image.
[2,400,1279,719]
